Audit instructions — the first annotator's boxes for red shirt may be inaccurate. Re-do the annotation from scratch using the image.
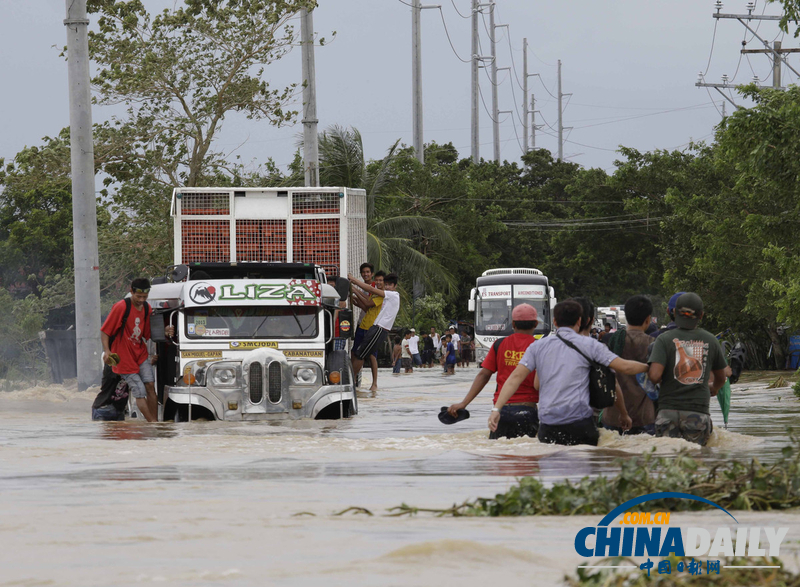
[101,300,151,375]
[482,333,538,403]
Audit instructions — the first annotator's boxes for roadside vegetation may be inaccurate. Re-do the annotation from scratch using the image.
[384,439,800,517]
[2,0,800,380]
[564,556,798,586]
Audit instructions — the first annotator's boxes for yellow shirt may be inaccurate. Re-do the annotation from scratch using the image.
[360,294,384,330]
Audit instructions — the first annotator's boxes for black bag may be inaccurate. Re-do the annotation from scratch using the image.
[92,299,150,411]
[556,333,616,409]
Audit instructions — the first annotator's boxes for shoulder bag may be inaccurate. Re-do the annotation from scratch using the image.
[556,333,616,409]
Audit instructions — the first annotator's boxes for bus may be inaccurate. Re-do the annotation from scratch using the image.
[468,268,556,365]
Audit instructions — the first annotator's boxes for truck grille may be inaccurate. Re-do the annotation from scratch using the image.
[249,363,263,403]
[268,362,282,403]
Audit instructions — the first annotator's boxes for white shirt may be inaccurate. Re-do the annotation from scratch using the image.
[401,339,411,358]
[373,290,400,330]
[431,333,440,349]
[450,333,461,347]
[408,335,420,354]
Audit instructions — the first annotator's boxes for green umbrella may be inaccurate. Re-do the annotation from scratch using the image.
[717,379,731,429]
[717,339,731,428]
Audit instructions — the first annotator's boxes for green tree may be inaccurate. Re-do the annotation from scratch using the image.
[0,133,74,296]
[85,0,319,217]
[316,127,457,294]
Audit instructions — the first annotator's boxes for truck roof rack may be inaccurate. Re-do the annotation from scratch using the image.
[185,262,320,281]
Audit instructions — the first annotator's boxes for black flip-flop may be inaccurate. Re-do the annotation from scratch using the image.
[438,406,470,425]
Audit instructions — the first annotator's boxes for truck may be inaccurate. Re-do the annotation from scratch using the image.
[468,268,556,365]
[138,186,367,421]
[596,306,627,331]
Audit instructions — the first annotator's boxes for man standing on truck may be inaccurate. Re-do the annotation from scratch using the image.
[349,273,400,381]
[351,270,385,391]
[95,278,173,422]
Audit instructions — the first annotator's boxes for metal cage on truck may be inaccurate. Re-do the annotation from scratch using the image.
[171,187,367,278]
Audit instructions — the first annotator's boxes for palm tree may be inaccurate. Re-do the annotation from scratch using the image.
[317,125,457,294]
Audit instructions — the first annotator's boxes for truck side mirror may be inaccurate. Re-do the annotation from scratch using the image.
[333,276,350,301]
[150,312,167,343]
[468,299,475,312]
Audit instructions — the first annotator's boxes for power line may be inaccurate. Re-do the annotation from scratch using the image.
[434,6,472,63]
[572,103,716,130]
[703,19,719,76]
[449,0,471,19]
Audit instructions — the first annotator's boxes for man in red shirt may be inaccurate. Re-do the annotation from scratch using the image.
[447,304,539,439]
[95,278,170,422]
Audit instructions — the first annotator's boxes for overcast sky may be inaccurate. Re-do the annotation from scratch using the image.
[0,0,793,176]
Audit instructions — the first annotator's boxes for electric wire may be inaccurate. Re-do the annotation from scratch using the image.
[434,6,472,63]
[703,19,719,77]
[572,103,716,130]
[449,0,471,19]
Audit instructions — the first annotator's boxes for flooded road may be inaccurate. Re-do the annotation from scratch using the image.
[1,369,799,586]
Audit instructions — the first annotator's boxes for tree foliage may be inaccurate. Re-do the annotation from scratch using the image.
[85,0,318,208]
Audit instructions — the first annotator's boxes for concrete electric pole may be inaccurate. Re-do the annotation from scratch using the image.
[300,7,319,187]
[522,37,529,154]
[411,1,439,164]
[64,0,102,391]
[557,59,563,161]
[471,0,480,163]
[697,3,800,107]
[489,3,500,163]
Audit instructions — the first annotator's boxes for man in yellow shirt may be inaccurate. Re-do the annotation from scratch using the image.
[352,270,385,391]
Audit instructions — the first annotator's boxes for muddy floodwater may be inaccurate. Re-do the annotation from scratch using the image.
[2,369,800,586]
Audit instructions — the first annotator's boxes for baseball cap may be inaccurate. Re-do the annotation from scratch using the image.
[667,291,687,313]
[410,328,416,332]
[512,303,538,322]
[674,292,703,329]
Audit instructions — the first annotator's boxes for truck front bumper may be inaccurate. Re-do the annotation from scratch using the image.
[165,383,357,421]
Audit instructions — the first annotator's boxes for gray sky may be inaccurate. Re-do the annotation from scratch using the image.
[0,1,792,175]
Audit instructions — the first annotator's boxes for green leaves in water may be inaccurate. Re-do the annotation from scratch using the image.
[389,436,800,517]
[565,556,797,586]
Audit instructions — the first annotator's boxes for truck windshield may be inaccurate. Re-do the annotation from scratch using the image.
[185,306,318,339]
[475,298,550,336]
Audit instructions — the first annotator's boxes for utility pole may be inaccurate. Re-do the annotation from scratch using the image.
[522,37,529,154]
[411,1,439,164]
[471,0,479,163]
[557,59,563,161]
[412,0,423,163]
[64,0,102,391]
[697,3,800,105]
[489,3,500,163]
[300,7,319,187]
[530,94,536,149]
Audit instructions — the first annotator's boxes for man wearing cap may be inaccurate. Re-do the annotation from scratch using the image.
[651,292,686,339]
[648,292,728,446]
[447,304,540,439]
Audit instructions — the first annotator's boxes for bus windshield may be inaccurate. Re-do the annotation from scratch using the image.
[185,306,318,339]
[475,298,550,336]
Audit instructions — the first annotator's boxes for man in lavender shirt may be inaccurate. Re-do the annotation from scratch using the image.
[489,300,648,446]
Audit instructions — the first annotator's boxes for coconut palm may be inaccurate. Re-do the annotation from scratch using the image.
[317,125,457,294]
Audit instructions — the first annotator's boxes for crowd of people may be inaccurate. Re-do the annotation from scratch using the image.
[390,326,474,375]
[449,292,729,448]
[94,265,731,451]
[348,263,729,448]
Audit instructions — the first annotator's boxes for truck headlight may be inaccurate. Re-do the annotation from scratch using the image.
[208,362,240,388]
[292,364,318,385]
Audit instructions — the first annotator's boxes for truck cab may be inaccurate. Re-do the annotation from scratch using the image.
[146,262,356,421]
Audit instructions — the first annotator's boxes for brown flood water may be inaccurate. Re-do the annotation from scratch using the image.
[1,368,799,586]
